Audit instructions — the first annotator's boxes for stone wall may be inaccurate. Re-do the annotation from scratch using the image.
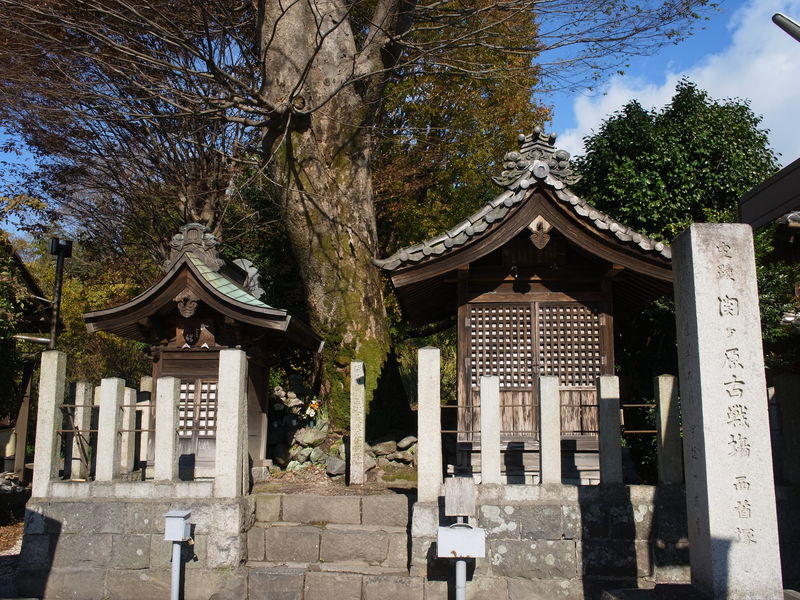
[412,484,690,600]
[17,496,254,600]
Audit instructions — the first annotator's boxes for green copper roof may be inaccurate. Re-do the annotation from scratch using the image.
[187,253,273,309]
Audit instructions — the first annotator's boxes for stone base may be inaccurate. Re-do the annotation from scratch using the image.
[601,585,709,600]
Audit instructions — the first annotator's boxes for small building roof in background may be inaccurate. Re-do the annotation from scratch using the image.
[84,223,323,353]
[738,156,800,229]
[375,128,673,325]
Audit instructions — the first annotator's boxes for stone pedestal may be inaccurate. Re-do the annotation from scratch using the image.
[673,223,782,599]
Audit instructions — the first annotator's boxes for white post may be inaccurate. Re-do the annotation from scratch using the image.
[95,378,125,482]
[214,349,248,498]
[655,375,682,485]
[32,351,67,497]
[597,375,623,484]
[154,377,180,481]
[349,361,366,485]
[480,376,501,485]
[417,347,442,502]
[538,376,561,485]
[70,381,93,480]
[119,387,137,473]
[138,376,153,467]
[673,223,782,598]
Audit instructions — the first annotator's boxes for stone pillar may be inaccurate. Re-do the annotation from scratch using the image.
[119,387,136,473]
[154,376,180,481]
[417,347,442,502]
[32,351,67,498]
[349,361,366,485]
[538,376,561,485]
[673,223,782,598]
[70,381,93,480]
[597,375,623,484]
[480,376,501,485]
[138,376,153,466]
[214,349,248,498]
[655,375,682,485]
[95,378,125,482]
[774,373,800,484]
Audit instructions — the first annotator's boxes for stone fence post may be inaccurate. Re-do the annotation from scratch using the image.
[538,376,561,484]
[480,376,501,485]
[349,361,366,485]
[154,376,180,481]
[69,381,93,480]
[597,375,623,484]
[137,376,153,467]
[32,350,67,498]
[95,378,125,482]
[655,374,682,485]
[214,348,248,498]
[417,347,442,502]
[119,387,137,474]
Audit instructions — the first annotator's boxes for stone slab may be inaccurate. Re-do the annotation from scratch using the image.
[350,361,366,485]
[507,577,583,600]
[489,539,577,579]
[51,533,112,568]
[361,494,410,528]
[362,574,424,600]
[320,528,388,564]
[248,568,305,600]
[417,347,442,502]
[282,494,361,524]
[264,526,320,563]
[256,494,283,522]
[248,527,266,561]
[111,533,150,569]
[303,572,362,600]
[105,569,171,600]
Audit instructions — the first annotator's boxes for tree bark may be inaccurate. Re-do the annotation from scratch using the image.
[259,0,395,423]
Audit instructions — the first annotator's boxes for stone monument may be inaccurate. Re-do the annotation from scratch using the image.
[673,223,782,599]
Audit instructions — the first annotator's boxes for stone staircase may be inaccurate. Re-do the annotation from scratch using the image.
[245,492,425,599]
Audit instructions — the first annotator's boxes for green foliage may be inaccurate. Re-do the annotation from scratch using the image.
[572,80,779,240]
[572,80,797,480]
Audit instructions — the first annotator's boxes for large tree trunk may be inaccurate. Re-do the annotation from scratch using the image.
[259,0,394,426]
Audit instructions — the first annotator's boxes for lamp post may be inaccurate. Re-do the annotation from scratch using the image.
[47,237,72,349]
[773,13,800,43]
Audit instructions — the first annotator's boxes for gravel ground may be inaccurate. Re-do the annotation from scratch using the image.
[0,523,22,598]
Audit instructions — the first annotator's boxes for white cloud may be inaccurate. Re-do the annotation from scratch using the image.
[557,0,800,165]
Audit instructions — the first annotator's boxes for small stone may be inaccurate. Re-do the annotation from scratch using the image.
[386,451,413,463]
[326,456,346,476]
[371,440,397,456]
[293,428,328,447]
[364,453,377,471]
[397,436,417,450]
[309,447,326,464]
[286,460,302,471]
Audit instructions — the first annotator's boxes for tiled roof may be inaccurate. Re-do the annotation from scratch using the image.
[374,127,671,272]
[186,253,273,310]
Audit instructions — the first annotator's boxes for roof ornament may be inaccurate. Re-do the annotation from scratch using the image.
[165,223,225,272]
[492,126,580,191]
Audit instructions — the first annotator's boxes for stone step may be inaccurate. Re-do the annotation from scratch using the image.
[247,568,426,600]
[253,492,413,529]
[247,522,409,570]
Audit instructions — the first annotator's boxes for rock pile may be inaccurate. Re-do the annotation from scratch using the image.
[0,474,23,495]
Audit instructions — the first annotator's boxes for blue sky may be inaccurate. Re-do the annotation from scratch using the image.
[549,0,800,166]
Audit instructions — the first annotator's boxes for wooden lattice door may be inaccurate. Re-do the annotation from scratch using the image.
[463,302,603,441]
[177,378,218,478]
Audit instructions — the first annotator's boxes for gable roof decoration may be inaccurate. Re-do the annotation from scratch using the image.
[84,223,322,353]
[374,127,671,273]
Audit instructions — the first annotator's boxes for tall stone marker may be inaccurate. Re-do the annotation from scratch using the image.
[673,223,782,599]
[349,361,366,485]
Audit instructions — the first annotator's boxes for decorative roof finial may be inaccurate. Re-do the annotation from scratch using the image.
[164,223,225,272]
[493,128,579,190]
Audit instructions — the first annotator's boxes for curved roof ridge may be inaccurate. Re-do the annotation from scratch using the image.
[374,128,671,271]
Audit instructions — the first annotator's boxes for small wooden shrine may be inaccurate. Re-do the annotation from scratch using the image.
[84,223,322,476]
[375,128,672,480]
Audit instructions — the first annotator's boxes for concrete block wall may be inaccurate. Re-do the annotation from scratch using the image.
[17,496,254,599]
[412,484,690,600]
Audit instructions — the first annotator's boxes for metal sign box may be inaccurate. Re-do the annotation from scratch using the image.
[437,524,486,558]
[164,510,192,542]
